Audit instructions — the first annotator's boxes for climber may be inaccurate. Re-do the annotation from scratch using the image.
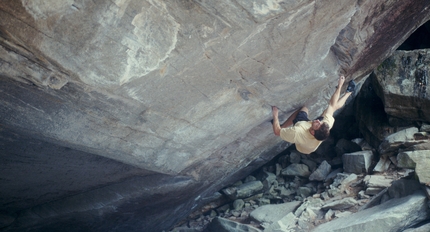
[271,75,355,154]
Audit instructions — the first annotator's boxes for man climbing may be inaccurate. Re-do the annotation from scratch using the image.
[271,75,355,154]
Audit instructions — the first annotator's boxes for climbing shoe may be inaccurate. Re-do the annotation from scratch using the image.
[346,80,356,92]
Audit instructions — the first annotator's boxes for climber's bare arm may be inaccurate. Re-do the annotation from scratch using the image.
[324,76,352,116]
[272,106,281,136]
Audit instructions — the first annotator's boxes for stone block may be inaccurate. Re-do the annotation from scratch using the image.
[378,127,419,155]
[373,155,392,172]
[397,151,430,184]
[281,164,311,177]
[205,217,262,232]
[309,160,331,181]
[250,201,301,225]
[364,175,393,188]
[321,197,358,210]
[342,151,373,174]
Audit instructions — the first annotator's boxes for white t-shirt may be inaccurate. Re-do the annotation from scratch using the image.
[279,114,334,154]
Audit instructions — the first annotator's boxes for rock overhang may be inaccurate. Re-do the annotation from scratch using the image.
[1,1,430,231]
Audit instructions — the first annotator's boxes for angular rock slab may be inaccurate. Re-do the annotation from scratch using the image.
[373,154,392,172]
[342,151,373,174]
[321,197,358,210]
[263,212,297,232]
[223,181,264,200]
[312,191,430,232]
[309,160,331,181]
[250,201,302,225]
[281,164,311,177]
[204,217,262,232]
[397,151,430,184]
[378,127,421,155]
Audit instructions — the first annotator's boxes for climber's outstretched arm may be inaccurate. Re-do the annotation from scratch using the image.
[272,106,281,136]
[324,76,353,116]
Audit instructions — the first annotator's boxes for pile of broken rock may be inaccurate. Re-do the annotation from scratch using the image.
[172,124,430,232]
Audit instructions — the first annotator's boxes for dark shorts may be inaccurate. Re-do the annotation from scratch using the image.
[293,111,324,125]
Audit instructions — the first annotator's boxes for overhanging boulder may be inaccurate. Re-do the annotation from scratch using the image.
[1,1,430,231]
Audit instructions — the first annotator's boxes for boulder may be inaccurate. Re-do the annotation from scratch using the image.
[223,181,264,200]
[372,49,430,123]
[250,201,301,225]
[387,179,422,199]
[263,212,297,232]
[421,123,430,132]
[258,171,277,191]
[302,159,318,172]
[364,175,393,189]
[321,197,358,210]
[373,155,392,173]
[397,151,430,184]
[297,187,313,198]
[342,151,373,174]
[204,217,262,232]
[233,199,245,211]
[378,127,422,155]
[309,161,332,181]
[1,1,430,231]
[313,191,430,232]
[324,168,343,183]
[281,164,311,178]
[404,141,430,152]
[289,151,301,164]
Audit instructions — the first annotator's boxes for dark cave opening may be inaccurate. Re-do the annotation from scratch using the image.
[397,20,430,50]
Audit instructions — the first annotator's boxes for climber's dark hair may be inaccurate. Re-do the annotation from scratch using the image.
[314,122,330,141]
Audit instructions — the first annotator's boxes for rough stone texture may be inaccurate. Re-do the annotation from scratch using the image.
[313,191,430,232]
[378,127,422,155]
[1,1,430,231]
[397,151,430,184]
[281,164,311,177]
[372,49,430,123]
[250,201,301,225]
[204,217,262,232]
[263,212,297,232]
[321,197,358,210]
[364,175,393,188]
[342,151,374,174]
[373,155,392,172]
[403,223,430,232]
[309,161,331,181]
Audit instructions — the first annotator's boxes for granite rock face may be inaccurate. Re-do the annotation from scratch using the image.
[1,1,430,231]
[373,49,430,123]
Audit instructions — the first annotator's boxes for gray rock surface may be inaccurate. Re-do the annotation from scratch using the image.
[372,49,430,123]
[250,201,301,225]
[313,191,430,232]
[397,151,430,184]
[1,1,430,231]
[378,127,421,155]
[281,164,311,177]
[204,217,262,232]
[321,197,358,210]
[342,151,373,174]
[403,223,430,232]
[263,212,297,232]
[309,161,331,181]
